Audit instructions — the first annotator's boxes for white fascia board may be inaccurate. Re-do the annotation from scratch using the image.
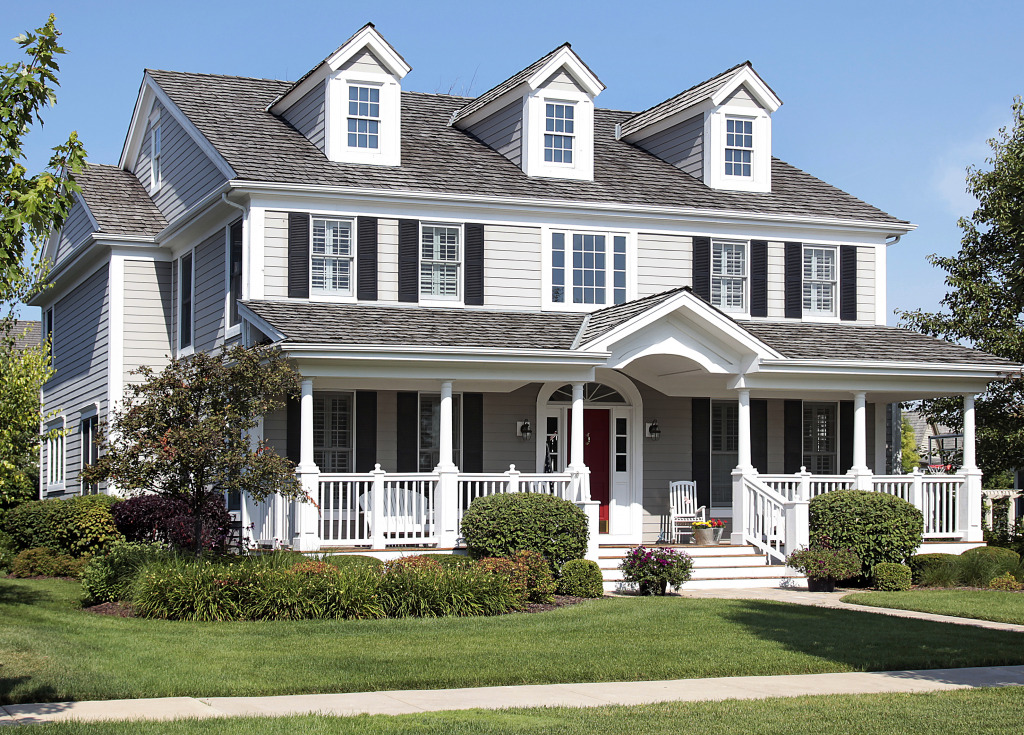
[282,343,607,365]
[119,78,154,169]
[525,47,605,96]
[236,303,286,342]
[326,26,411,78]
[755,358,1021,380]
[155,181,234,245]
[710,66,782,112]
[232,181,917,237]
[43,192,102,265]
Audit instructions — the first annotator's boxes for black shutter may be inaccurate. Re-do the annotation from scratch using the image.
[462,393,484,472]
[839,245,858,321]
[465,223,485,306]
[357,217,378,301]
[691,398,711,510]
[784,241,802,319]
[287,213,310,299]
[355,391,377,472]
[751,399,768,473]
[692,237,710,301]
[398,219,419,303]
[286,396,301,464]
[839,400,854,473]
[750,240,768,317]
[396,392,418,472]
[783,400,802,474]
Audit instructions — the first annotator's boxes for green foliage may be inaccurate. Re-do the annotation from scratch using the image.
[376,563,518,618]
[897,97,1024,478]
[809,490,924,575]
[429,553,476,571]
[908,553,959,584]
[619,546,694,593]
[557,558,604,598]
[989,572,1023,591]
[460,492,588,569]
[899,417,921,473]
[954,550,1020,587]
[2,494,122,556]
[0,529,15,572]
[383,554,443,572]
[872,562,912,591]
[962,545,1021,565]
[323,554,384,571]
[10,547,89,578]
[80,542,170,604]
[912,548,1022,588]
[786,546,862,581]
[509,549,557,603]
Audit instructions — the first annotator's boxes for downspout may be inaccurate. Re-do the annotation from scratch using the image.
[885,235,901,247]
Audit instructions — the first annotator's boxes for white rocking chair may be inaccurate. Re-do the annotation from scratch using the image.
[669,480,706,544]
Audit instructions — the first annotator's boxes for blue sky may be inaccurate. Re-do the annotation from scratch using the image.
[7,0,1022,323]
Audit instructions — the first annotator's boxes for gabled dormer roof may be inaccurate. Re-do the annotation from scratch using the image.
[268,23,411,115]
[449,43,605,127]
[618,61,781,140]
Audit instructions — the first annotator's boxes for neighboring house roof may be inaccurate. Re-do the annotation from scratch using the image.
[10,320,42,351]
[144,69,906,226]
[735,321,1016,366]
[74,164,167,237]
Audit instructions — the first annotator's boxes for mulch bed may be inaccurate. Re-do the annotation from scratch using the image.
[519,594,594,613]
[84,601,135,617]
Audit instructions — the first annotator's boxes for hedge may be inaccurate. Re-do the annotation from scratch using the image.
[2,495,122,556]
[872,562,912,591]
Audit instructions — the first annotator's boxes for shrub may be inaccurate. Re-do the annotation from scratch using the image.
[989,572,1024,591]
[431,554,476,571]
[10,547,90,578]
[477,557,529,608]
[287,560,337,576]
[962,545,1021,565]
[908,553,958,584]
[809,490,923,576]
[324,554,384,571]
[786,545,861,581]
[619,546,693,594]
[920,558,959,587]
[112,492,231,551]
[2,495,122,556]
[80,542,175,604]
[872,562,912,591]
[460,492,588,569]
[557,559,604,598]
[383,554,443,572]
[0,530,15,573]
[509,549,557,603]
[954,550,1018,588]
[377,564,518,618]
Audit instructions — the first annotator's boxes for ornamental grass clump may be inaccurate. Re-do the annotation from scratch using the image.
[619,545,693,595]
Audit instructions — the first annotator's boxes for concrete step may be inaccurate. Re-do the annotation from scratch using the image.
[602,564,788,582]
[604,570,806,592]
[598,544,757,558]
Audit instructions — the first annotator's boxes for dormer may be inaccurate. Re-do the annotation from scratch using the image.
[269,23,411,167]
[619,62,781,193]
[451,44,605,181]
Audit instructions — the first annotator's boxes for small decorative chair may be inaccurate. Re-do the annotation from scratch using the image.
[669,481,706,544]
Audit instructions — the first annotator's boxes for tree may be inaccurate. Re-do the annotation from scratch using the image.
[81,345,304,554]
[900,416,921,474]
[899,97,1024,479]
[0,15,86,506]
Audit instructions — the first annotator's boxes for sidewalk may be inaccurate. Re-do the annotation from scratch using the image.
[3,665,1024,726]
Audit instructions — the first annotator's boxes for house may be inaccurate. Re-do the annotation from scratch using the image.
[34,24,1021,581]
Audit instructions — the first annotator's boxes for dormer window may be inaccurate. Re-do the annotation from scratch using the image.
[544,103,575,164]
[347,85,380,149]
[724,118,752,177]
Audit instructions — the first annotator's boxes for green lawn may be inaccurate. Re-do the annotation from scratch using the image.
[8,688,1024,735]
[843,589,1024,625]
[2,578,1024,705]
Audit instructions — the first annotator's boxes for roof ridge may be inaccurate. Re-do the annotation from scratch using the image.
[148,68,292,84]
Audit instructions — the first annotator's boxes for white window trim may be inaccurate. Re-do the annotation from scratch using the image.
[79,405,100,495]
[45,416,67,493]
[177,249,195,357]
[710,238,749,315]
[308,216,358,302]
[723,116,754,179]
[344,83,382,151]
[418,221,464,304]
[224,224,242,340]
[801,244,840,321]
[703,107,771,193]
[312,391,356,474]
[523,87,594,181]
[802,401,840,475]
[326,72,401,167]
[541,100,577,168]
[149,111,163,192]
[542,227,635,312]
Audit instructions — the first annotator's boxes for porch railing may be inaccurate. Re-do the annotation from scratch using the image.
[737,473,788,564]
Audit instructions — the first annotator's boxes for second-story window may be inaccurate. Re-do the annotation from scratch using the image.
[420,224,461,299]
[803,246,838,316]
[43,307,53,359]
[711,240,747,312]
[178,251,193,351]
[347,85,380,149]
[311,218,354,296]
[551,231,627,306]
[151,124,162,189]
[725,117,752,177]
[544,102,574,164]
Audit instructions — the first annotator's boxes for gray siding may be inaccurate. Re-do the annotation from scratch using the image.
[465,99,523,166]
[484,225,541,308]
[123,259,173,382]
[635,114,704,179]
[377,219,399,302]
[193,229,226,352]
[722,84,760,109]
[856,246,875,323]
[282,80,326,153]
[263,406,288,457]
[481,385,540,473]
[55,199,96,263]
[264,211,289,299]
[134,102,228,222]
[540,68,584,94]
[637,232,691,297]
[339,48,389,75]
[637,383,692,543]
[42,265,109,497]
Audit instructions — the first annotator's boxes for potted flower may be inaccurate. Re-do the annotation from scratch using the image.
[785,545,861,592]
[708,518,726,543]
[690,521,717,545]
[619,545,694,595]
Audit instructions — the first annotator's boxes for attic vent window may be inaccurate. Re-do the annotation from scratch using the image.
[347,85,380,149]
[725,117,753,177]
[544,103,575,164]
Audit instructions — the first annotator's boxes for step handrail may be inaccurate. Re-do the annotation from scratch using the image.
[737,472,789,565]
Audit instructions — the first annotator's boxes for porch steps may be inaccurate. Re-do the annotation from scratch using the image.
[598,543,805,592]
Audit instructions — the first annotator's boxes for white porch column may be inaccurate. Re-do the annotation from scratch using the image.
[435,380,459,547]
[960,393,984,542]
[293,378,322,552]
[569,382,585,470]
[438,380,456,471]
[737,389,752,471]
[851,391,872,491]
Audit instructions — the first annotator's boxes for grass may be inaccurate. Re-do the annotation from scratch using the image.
[844,589,1024,625]
[7,688,1024,734]
[2,578,1024,705]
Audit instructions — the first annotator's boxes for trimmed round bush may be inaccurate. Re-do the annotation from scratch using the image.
[11,547,90,578]
[908,553,958,584]
[954,549,1019,587]
[989,572,1024,591]
[810,490,923,576]
[872,562,912,591]
[557,559,604,598]
[460,492,588,569]
[80,542,170,603]
[3,495,122,556]
[962,545,1021,565]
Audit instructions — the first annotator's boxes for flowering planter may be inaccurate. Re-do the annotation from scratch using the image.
[806,577,837,592]
[693,527,716,545]
[713,527,724,544]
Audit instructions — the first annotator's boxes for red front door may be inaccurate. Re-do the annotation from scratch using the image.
[570,408,611,531]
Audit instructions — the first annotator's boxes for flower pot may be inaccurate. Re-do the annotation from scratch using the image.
[693,527,716,545]
[639,579,669,596]
[806,577,836,592]
[712,527,724,544]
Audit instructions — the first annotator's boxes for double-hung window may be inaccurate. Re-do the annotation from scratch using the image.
[803,246,838,316]
[347,85,380,149]
[711,240,747,312]
[151,124,162,189]
[803,402,838,474]
[311,218,354,296]
[178,252,193,351]
[725,117,752,177]
[313,393,353,473]
[46,421,65,490]
[551,231,627,306]
[420,224,461,299]
[80,415,99,494]
[544,102,574,164]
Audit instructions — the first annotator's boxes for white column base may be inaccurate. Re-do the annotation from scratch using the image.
[961,468,984,543]
[436,467,460,548]
[579,500,601,563]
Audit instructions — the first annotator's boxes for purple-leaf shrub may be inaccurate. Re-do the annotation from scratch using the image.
[113,492,232,551]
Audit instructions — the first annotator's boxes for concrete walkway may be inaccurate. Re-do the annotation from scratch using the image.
[2,666,1024,726]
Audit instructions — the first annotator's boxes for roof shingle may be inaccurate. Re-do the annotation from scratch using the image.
[74,164,167,237]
